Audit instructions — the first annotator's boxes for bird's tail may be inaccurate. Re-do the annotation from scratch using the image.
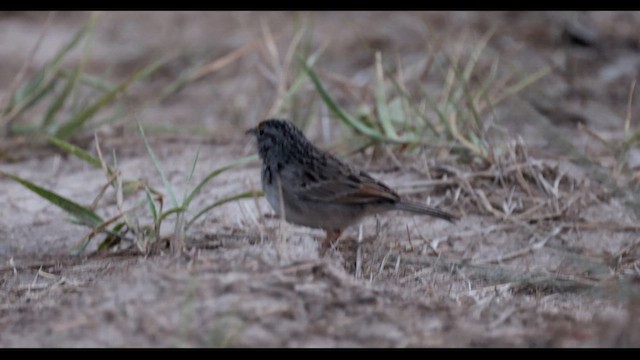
[394,201,458,223]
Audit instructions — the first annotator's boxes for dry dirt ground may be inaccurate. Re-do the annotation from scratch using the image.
[1,11,640,347]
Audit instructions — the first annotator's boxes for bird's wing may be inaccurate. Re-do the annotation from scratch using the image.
[284,157,400,205]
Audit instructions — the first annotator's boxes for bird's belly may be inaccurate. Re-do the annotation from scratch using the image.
[263,183,363,230]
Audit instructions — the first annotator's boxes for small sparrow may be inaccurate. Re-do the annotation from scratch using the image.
[247,119,457,255]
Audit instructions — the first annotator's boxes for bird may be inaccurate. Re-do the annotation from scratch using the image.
[246,119,457,255]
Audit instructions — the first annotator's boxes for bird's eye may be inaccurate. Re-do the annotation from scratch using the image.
[258,122,266,135]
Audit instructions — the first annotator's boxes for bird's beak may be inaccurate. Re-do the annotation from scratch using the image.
[245,127,257,136]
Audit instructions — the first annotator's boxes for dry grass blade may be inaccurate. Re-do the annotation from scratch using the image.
[157,32,282,102]
[271,38,328,121]
[90,170,120,210]
[71,211,126,255]
[491,65,551,107]
[355,224,363,279]
[476,189,506,218]
[447,112,485,159]
[577,123,613,150]
[560,221,640,232]
[55,54,174,140]
[620,79,639,155]
[199,32,284,80]
[472,227,561,265]
[266,26,305,117]
[394,252,600,292]
[625,79,636,134]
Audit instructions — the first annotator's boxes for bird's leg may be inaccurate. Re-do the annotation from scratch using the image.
[319,228,342,256]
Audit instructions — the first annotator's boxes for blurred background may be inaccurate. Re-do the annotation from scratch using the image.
[0,12,636,143]
[1,11,640,347]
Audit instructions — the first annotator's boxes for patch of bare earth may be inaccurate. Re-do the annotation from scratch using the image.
[1,12,639,347]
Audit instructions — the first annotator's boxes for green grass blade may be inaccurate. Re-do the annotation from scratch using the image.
[159,206,185,224]
[121,179,150,196]
[272,38,328,116]
[184,154,258,210]
[438,50,459,108]
[42,13,97,131]
[55,54,174,140]
[42,73,76,131]
[48,136,106,170]
[492,65,551,106]
[144,186,158,225]
[1,171,103,227]
[422,88,454,139]
[11,79,58,120]
[380,65,439,137]
[88,104,127,131]
[473,58,499,106]
[301,59,387,141]
[13,69,46,106]
[134,123,214,136]
[443,51,483,132]
[138,121,179,208]
[619,126,640,159]
[113,149,123,210]
[156,64,203,102]
[187,191,261,229]
[97,222,127,252]
[15,20,88,104]
[182,146,200,205]
[3,18,92,123]
[462,27,495,83]
[70,233,97,255]
[47,17,94,74]
[374,52,400,141]
[388,97,405,125]
[71,212,125,255]
[58,69,115,92]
